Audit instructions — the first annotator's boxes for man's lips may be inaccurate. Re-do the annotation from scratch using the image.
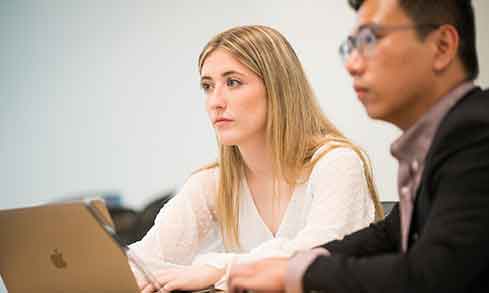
[353,85,370,102]
[354,85,368,94]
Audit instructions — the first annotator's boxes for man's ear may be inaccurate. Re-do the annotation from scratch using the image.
[430,24,460,73]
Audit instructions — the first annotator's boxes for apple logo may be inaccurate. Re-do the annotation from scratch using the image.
[50,249,68,269]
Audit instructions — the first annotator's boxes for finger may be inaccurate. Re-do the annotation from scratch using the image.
[155,270,179,286]
[141,283,155,293]
[229,263,257,278]
[228,275,252,293]
[138,279,148,290]
[163,277,186,291]
[228,265,258,292]
[232,274,281,292]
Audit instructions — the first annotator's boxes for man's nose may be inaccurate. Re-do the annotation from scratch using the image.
[345,49,366,77]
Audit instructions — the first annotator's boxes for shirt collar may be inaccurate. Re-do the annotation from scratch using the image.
[391,82,476,163]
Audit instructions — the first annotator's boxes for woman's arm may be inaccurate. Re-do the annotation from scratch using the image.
[128,168,219,285]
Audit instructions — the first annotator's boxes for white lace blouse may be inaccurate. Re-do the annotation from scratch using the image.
[129,146,376,287]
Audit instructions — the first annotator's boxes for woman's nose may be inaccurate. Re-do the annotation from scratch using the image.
[207,85,227,111]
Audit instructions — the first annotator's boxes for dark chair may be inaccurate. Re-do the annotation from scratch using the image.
[381,201,398,216]
[107,206,140,245]
[132,192,174,242]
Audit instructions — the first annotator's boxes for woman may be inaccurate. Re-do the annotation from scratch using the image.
[131,25,383,292]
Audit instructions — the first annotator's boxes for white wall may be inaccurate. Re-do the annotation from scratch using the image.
[1,0,488,206]
[1,1,489,206]
[0,1,377,210]
[0,1,488,290]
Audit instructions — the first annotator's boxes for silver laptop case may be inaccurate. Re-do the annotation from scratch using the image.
[0,201,140,293]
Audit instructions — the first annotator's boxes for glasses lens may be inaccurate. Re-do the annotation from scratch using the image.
[339,40,349,60]
[339,37,354,62]
[357,27,377,55]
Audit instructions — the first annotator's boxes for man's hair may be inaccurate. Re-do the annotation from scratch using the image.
[348,0,479,81]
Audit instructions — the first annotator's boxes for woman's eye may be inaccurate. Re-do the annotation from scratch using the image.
[201,82,212,92]
[226,78,241,88]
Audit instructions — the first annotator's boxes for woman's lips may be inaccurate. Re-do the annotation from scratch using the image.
[214,118,233,126]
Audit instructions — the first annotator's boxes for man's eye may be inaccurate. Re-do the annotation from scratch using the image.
[358,29,377,46]
[364,33,376,44]
[226,79,241,88]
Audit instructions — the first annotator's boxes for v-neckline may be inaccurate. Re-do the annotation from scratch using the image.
[242,176,297,238]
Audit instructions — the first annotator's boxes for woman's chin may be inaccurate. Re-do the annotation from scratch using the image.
[217,135,242,147]
[219,140,239,146]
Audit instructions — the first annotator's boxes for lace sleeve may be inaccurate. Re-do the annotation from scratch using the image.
[128,168,218,281]
[193,147,375,288]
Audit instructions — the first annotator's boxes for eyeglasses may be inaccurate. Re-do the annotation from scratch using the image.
[338,23,439,63]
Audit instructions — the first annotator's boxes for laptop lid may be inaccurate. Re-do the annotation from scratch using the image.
[0,200,140,293]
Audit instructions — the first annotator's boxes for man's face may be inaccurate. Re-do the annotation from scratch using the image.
[345,0,436,130]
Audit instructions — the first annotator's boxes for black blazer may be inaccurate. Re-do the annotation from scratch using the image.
[302,87,489,293]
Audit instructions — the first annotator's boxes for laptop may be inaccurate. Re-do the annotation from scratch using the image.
[0,199,141,293]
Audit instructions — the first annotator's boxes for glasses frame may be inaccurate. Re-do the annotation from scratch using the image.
[339,23,440,63]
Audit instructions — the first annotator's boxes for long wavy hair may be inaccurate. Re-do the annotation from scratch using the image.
[197,25,383,249]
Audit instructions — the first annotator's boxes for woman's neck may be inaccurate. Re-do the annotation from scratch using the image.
[238,137,274,179]
[238,139,293,236]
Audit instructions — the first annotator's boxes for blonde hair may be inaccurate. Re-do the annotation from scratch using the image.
[197,25,383,249]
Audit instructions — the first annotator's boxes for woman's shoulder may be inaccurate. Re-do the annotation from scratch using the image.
[311,142,364,173]
[183,166,219,192]
[188,166,219,182]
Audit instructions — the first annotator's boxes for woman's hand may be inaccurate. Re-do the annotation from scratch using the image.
[139,265,224,292]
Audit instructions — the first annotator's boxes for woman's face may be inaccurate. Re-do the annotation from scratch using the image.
[200,49,268,147]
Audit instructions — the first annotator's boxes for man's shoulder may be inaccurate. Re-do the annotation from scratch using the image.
[430,86,489,157]
[438,86,489,132]
[449,86,489,117]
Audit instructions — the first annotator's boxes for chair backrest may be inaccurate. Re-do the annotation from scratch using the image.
[381,201,397,216]
[107,206,140,245]
[104,191,174,244]
[133,192,174,242]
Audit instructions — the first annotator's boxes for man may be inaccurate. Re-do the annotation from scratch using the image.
[228,0,489,292]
